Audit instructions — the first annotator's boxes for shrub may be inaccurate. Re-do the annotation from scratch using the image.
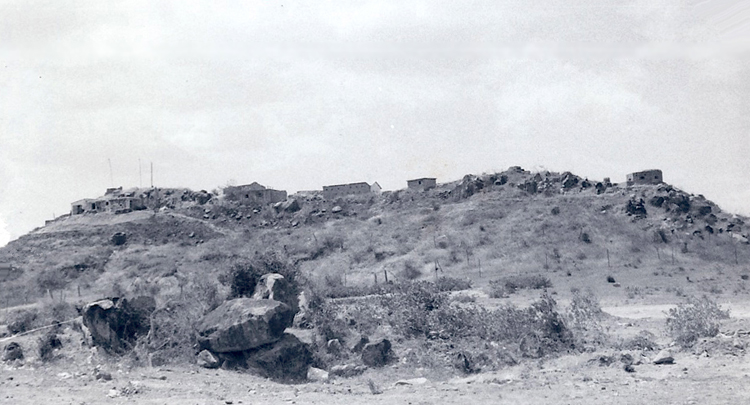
[490,275,552,297]
[228,263,261,298]
[38,331,62,362]
[566,290,607,347]
[400,261,422,281]
[8,309,39,335]
[580,232,591,243]
[435,277,472,292]
[666,295,730,347]
[621,330,658,351]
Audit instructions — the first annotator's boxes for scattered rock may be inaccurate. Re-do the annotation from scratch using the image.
[395,377,428,386]
[244,333,312,382]
[367,379,383,395]
[331,206,343,213]
[624,364,636,373]
[111,232,127,246]
[82,296,156,354]
[95,371,112,381]
[361,339,393,367]
[2,342,24,362]
[653,349,674,365]
[275,199,301,213]
[330,364,367,378]
[196,349,221,369]
[307,367,329,382]
[252,274,298,314]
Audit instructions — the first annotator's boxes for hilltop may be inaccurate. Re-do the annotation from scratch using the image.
[2,166,750,404]
[0,166,747,308]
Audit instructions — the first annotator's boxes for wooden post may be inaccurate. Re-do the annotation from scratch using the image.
[545,253,548,268]
[735,243,739,265]
[607,249,610,267]
[374,273,378,285]
[671,245,675,265]
[48,289,53,300]
[656,247,660,260]
[478,259,482,278]
[384,269,388,283]
[78,285,81,297]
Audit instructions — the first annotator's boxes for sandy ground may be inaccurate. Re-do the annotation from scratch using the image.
[2,348,750,405]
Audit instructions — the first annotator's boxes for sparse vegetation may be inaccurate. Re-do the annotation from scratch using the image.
[665,295,730,347]
[489,275,552,297]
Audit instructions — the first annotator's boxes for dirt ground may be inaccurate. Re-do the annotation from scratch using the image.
[3,300,750,405]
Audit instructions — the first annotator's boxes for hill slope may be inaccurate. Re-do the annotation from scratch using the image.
[0,166,748,309]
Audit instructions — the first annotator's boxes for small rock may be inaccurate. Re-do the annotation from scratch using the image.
[394,377,428,386]
[624,364,635,373]
[330,364,367,378]
[331,206,343,213]
[327,339,343,354]
[196,350,221,369]
[653,349,674,365]
[96,371,112,381]
[2,342,24,362]
[107,389,120,398]
[307,367,329,382]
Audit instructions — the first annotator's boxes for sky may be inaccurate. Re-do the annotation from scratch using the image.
[1,0,749,247]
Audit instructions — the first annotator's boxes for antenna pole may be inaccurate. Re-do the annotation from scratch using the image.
[150,162,154,188]
[139,158,142,188]
[108,158,114,187]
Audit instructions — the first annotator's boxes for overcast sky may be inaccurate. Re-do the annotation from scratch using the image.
[1,1,749,246]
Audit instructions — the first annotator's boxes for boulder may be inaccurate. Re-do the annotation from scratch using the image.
[2,342,24,362]
[275,199,301,213]
[197,298,293,353]
[82,296,156,354]
[244,333,312,382]
[252,274,298,314]
[196,349,221,369]
[361,339,393,367]
[652,349,674,365]
[307,367,329,382]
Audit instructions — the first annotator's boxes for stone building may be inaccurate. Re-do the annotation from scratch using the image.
[627,169,663,186]
[322,182,380,199]
[71,188,145,215]
[407,177,437,191]
[223,182,287,205]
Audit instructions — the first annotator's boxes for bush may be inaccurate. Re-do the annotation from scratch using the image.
[228,263,261,298]
[400,261,422,281]
[435,277,472,292]
[666,295,730,347]
[8,309,39,335]
[489,275,552,297]
[38,331,62,362]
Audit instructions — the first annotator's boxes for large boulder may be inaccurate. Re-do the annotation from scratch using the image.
[244,333,312,382]
[197,298,293,353]
[361,339,393,367]
[252,274,298,314]
[82,296,156,354]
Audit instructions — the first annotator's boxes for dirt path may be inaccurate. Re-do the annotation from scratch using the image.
[603,301,750,320]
